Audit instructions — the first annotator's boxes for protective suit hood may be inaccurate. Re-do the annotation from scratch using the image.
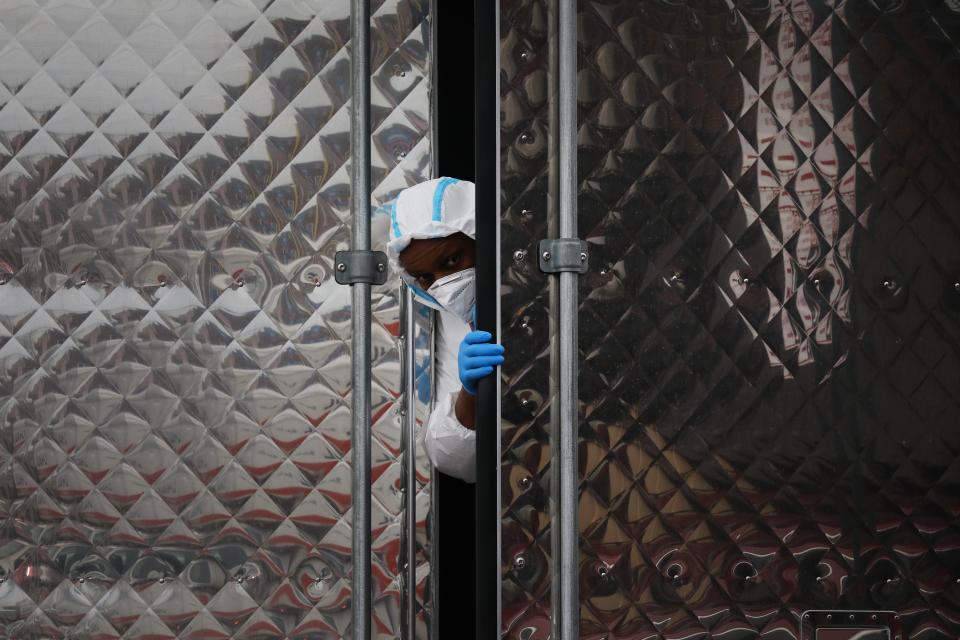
[386,177,476,292]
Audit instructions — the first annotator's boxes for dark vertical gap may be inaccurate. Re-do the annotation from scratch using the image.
[435,1,476,637]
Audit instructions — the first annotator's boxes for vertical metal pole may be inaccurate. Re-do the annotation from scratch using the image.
[350,0,371,638]
[401,285,418,639]
[556,0,579,637]
[474,0,500,636]
[427,311,440,640]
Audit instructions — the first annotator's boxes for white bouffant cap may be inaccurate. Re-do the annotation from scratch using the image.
[385,177,475,279]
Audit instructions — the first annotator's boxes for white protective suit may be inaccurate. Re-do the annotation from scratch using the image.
[386,178,477,483]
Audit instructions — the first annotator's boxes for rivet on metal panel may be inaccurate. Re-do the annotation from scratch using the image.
[337,263,347,272]
[513,250,526,263]
[849,614,855,621]
[396,150,407,160]
[520,51,531,61]
[520,132,533,144]
[826,614,833,621]
[872,615,879,621]
[377,263,385,273]
[518,476,531,490]
[542,251,551,261]
[954,282,959,291]
[520,208,534,220]
[580,252,587,263]
[804,614,810,620]
[597,565,609,578]
[513,555,526,571]
[883,278,897,290]
[667,565,682,583]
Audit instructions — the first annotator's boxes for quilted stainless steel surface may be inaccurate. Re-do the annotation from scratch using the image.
[0,0,434,638]
[500,1,960,638]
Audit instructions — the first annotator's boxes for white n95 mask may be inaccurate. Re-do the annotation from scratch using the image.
[426,268,476,327]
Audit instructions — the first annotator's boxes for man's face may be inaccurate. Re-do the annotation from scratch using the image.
[399,232,476,291]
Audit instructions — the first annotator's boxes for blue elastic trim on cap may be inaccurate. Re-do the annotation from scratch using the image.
[390,200,402,239]
[431,177,460,222]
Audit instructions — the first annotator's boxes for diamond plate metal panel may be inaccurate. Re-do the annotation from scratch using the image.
[501,1,960,638]
[0,0,434,637]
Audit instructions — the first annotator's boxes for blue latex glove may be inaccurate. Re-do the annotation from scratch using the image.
[458,330,505,396]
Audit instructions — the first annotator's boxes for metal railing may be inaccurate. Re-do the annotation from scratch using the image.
[349,0,372,637]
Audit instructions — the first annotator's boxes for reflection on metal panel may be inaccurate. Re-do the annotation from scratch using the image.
[0,0,433,638]
[501,1,960,638]
[815,630,888,640]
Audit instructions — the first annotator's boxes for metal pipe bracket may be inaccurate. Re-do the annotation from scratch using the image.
[334,250,389,285]
[539,239,588,274]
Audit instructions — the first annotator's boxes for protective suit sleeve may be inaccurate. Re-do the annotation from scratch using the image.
[421,310,476,483]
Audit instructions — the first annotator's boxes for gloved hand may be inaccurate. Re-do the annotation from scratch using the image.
[458,331,505,395]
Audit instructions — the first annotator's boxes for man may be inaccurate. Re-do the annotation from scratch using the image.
[385,177,504,482]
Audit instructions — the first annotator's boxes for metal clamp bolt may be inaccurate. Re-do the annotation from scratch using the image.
[334,251,389,286]
[538,239,589,274]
